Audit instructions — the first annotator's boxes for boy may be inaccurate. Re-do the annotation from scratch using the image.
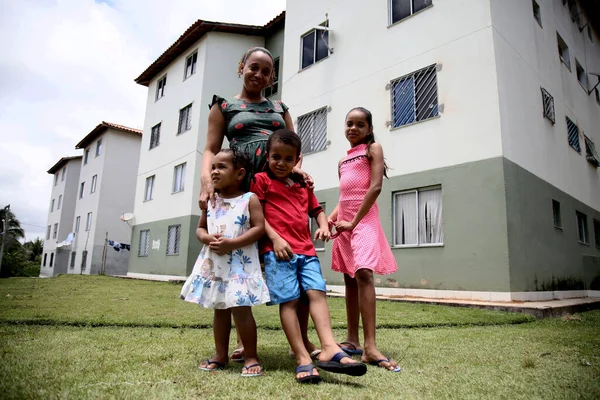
[250,129,367,384]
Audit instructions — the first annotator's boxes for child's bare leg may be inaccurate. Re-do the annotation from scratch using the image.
[230,324,244,359]
[355,269,399,370]
[199,308,231,369]
[341,273,362,352]
[280,299,319,379]
[231,306,261,375]
[298,298,319,354]
[305,290,359,365]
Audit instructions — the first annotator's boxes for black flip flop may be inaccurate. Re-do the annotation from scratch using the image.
[339,341,363,355]
[296,363,322,384]
[317,352,367,376]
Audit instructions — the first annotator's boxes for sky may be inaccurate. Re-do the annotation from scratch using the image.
[0,0,286,242]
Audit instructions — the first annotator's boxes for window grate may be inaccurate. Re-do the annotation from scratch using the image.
[391,65,439,128]
[167,225,181,255]
[150,123,161,149]
[70,252,76,269]
[584,135,600,167]
[541,88,555,124]
[178,104,192,134]
[81,250,87,271]
[297,107,328,155]
[139,230,150,257]
[566,117,580,153]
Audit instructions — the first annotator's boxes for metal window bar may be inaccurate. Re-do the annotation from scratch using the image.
[178,105,192,133]
[391,65,438,128]
[584,135,600,167]
[139,230,150,257]
[297,107,328,154]
[566,117,581,152]
[150,124,160,149]
[167,225,181,255]
[540,88,555,124]
[81,250,87,271]
[70,252,76,269]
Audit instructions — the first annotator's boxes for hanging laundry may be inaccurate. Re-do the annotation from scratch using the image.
[107,240,131,252]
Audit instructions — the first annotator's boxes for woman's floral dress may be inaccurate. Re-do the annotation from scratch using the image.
[180,193,270,309]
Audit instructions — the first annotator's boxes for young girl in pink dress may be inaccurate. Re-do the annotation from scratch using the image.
[329,107,401,373]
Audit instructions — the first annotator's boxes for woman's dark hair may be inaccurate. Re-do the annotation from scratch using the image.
[219,148,250,173]
[237,47,276,87]
[267,129,302,158]
[346,107,389,178]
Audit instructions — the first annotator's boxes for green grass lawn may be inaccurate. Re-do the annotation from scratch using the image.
[1,275,599,399]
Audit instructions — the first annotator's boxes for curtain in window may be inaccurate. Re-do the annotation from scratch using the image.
[394,191,418,245]
[418,189,443,244]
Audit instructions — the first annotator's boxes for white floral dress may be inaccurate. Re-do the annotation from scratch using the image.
[180,192,270,309]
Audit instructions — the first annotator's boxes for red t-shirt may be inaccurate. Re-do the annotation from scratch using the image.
[251,172,324,256]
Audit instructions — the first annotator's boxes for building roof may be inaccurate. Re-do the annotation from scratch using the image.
[47,156,82,174]
[134,11,285,86]
[75,121,143,150]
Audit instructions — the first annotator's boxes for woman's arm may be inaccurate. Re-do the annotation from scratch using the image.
[208,195,266,255]
[335,143,384,233]
[199,104,226,210]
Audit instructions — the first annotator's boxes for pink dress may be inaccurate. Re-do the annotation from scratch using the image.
[331,144,398,278]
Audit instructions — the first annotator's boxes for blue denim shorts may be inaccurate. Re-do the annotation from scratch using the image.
[263,252,327,305]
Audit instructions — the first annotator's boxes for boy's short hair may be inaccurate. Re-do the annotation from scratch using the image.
[219,148,250,172]
[267,129,302,158]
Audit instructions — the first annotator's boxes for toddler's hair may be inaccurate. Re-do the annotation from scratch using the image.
[237,47,276,87]
[346,107,389,178]
[267,129,302,158]
[219,148,250,174]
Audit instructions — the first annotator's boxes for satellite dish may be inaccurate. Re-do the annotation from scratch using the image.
[120,213,134,221]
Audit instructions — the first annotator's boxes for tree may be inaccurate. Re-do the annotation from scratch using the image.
[0,206,25,251]
[0,206,39,277]
[23,237,44,262]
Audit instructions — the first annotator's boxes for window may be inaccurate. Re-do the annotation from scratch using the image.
[167,225,181,255]
[53,223,58,239]
[57,195,62,210]
[575,59,587,89]
[391,64,439,128]
[595,87,600,106]
[264,57,280,97]
[43,253,47,267]
[54,174,58,186]
[49,253,54,267]
[184,51,198,79]
[297,107,328,154]
[156,75,166,101]
[310,203,326,251]
[61,167,66,181]
[393,187,444,246]
[532,0,542,26]
[150,123,161,149]
[51,199,55,212]
[594,219,600,248]
[86,212,92,231]
[95,139,102,157]
[584,135,600,167]
[75,216,80,233]
[541,87,555,124]
[91,175,97,193]
[81,250,87,271]
[70,252,76,269]
[177,104,192,134]
[46,225,51,240]
[566,117,581,153]
[301,23,329,69]
[173,163,186,193]
[576,211,588,244]
[588,25,594,43]
[84,149,90,165]
[557,33,570,69]
[79,182,85,198]
[552,200,562,228]
[145,175,155,201]
[139,230,150,257]
[390,0,433,25]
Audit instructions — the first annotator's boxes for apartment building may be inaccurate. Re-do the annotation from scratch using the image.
[40,156,82,277]
[68,122,142,275]
[283,0,600,300]
[127,13,285,279]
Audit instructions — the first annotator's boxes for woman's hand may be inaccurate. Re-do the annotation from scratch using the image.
[293,167,314,189]
[199,176,215,211]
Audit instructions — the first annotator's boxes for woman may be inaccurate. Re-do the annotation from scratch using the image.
[198,46,316,364]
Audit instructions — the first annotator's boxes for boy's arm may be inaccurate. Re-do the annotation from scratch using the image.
[313,211,331,242]
[265,219,294,261]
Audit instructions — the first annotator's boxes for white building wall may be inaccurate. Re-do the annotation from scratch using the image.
[490,0,600,210]
[283,0,503,189]
[133,32,265,225]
